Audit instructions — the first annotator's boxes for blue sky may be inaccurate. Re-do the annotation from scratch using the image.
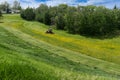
[0,0,120,9]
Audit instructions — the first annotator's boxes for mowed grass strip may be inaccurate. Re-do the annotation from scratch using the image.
[0,14,120,80]
[0,25,119,80]
[3,14,120,65]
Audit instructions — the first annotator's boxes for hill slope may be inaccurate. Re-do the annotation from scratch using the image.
[0,14,120,80]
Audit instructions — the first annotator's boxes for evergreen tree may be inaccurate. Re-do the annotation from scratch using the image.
[113,5,117,9]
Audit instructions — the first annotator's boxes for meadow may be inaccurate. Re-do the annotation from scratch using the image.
[0,14,120,80]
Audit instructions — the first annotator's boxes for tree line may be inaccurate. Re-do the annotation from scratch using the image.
[0,0,21,13]
[17,4,120,37]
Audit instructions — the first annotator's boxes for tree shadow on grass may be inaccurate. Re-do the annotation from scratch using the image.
[81,30,120,40]
[0,20,4,23]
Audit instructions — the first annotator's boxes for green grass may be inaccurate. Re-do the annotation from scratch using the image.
[0,14,120,80]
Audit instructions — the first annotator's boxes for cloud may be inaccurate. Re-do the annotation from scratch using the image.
[78,0,120,8]
[78,0,104,6]
[45,0,77,6]
[0,0,120,9]
[0,0,15,5]
[20,0,41,8]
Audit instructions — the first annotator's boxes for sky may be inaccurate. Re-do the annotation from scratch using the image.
[0,0,120,9]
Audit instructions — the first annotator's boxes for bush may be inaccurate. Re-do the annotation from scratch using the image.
[20,8,35,21]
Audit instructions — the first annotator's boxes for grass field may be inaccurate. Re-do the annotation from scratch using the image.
[0,14,120,80]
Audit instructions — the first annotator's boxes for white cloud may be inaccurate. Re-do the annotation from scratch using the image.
[0,0,120,9]
[78,0,107,6]
[78,0,120,8]
[45,0,77,6]
[20,0,41,8]
[98,0,120,9]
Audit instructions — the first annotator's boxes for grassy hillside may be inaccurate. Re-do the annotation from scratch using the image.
[0,14,120,80]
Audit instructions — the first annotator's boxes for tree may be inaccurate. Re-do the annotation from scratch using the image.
[44,11,51,25]
[54,4,68,30]
[13,0,21,10]
[0,1,10,13]
[113,5,117,9]
[55,13,65,30]
[20,7,35,21]
[49,6,57,25]
[115,10,120,30]
[57,4,68,15]
[0,11,3,22]
[35,4,49,23]
[0,11,2,17]
[65,6,77,33]
[20,4,120,37]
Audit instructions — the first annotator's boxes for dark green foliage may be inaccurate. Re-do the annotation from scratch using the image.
[35,4,51,25]
[20,4,120,37]
[55,14,65,30]
[65,7,78,33]
[114,9,120,30]
[0,11,2,17]
[0,11,2,21]
[35,4,49,23]
[49,6,58,25]
[20,8,35,21]
[113,5,117,9]
[78,6,108,36]
[54,4,68,30]
[20,10,25,19]
[44,12,51,25]
[65,5,120,36]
